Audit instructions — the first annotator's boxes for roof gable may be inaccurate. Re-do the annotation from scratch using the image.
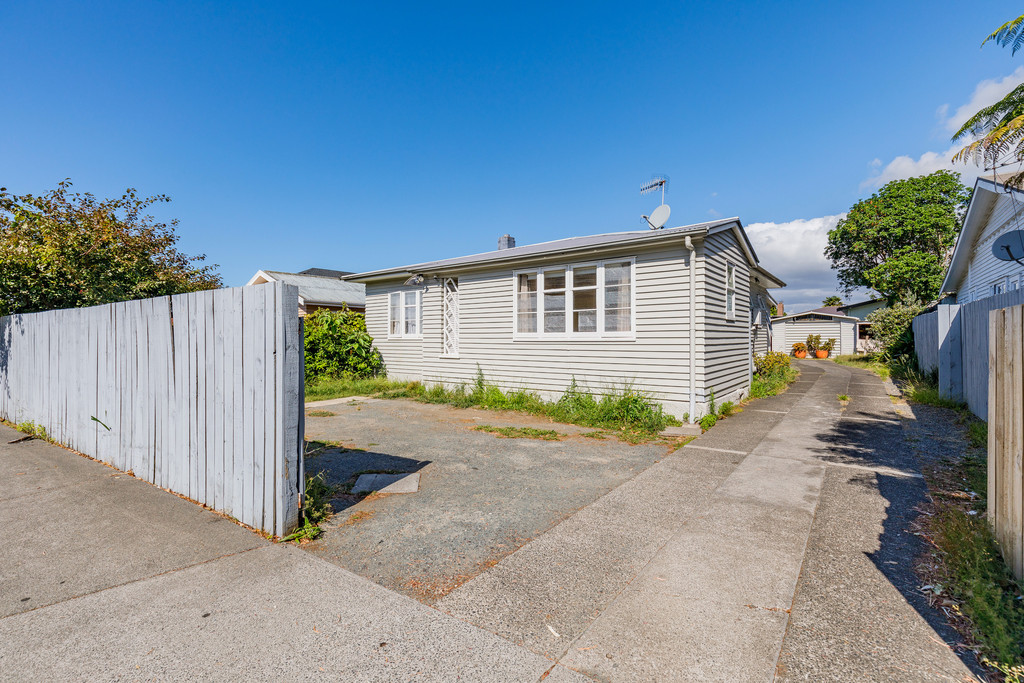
[941,177,1023,293]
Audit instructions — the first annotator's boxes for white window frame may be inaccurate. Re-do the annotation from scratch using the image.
[512,258,636,341]
[388,290,422,339]
[726,262,737,320]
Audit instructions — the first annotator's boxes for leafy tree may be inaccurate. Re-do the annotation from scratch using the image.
[952,13,1024,185]
[822,295,843,307]
[825,171,970,303]
[0,180,221,315]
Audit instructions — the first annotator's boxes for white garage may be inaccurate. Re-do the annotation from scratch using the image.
[771,308,858,356]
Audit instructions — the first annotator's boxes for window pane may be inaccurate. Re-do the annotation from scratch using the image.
[518,311,537,333]
[574,288,596,310]
[390,293,401,335]
[405,304,418,334]
[727,263,735,288]
[574,310,597,332]
[544,312,565,332]
[605,262,630,286]
[544,269,565,290]
[573,267,597,288]
[727,291,735,316]
[604,284,629,308]
[604,309,631,332]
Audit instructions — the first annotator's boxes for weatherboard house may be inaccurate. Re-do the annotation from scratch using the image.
[345,218,784,422]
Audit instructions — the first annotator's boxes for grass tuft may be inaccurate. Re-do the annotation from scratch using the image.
[474,425,562,440]
[749,367,799,399]
[833,354,891,380]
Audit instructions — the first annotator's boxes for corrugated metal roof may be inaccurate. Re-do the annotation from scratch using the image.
[261,271,365,307]
[346,219,740,281]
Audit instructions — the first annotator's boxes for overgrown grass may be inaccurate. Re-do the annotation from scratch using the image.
[748,367,799,400]
[931,506,1024,671]
[304,376,407,401]
[474,425,562,440]
[306,370,681,439]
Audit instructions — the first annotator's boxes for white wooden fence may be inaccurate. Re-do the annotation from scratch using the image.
[913,289,1024,418]
[0,282,304,536]
[988,303,1024,580]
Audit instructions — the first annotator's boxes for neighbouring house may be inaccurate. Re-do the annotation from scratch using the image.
[771,306,857,356]
[246,268,366,316]
[344,219,785,422]
[838,297,886,353]
[941,175,1024,303]
[909,174,1024,417]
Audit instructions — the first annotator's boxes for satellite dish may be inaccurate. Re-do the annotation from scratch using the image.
[992,230,1024,264]
[644,204,671,230]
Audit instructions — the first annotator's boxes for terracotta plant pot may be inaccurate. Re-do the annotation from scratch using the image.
[815,350,828,359]
[794,351,807,359]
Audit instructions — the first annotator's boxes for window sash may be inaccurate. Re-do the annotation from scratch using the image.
[514,259,634,338]
[389,290,421,338]
[726,262,736,319]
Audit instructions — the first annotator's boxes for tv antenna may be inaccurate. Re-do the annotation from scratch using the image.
[640,176,671,230]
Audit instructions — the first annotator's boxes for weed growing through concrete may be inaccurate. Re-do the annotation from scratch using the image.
[474,425,562,440]
[15,421,49,440]
[837,394,850,402]
[281,472,336,542]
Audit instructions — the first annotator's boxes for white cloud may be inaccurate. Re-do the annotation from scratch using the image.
[747,213,872,313]
[863,67,1024,189]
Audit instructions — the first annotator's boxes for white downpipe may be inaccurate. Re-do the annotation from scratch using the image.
[685,236,697,422]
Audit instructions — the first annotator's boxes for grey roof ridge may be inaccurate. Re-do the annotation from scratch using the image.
[345,217,739,281]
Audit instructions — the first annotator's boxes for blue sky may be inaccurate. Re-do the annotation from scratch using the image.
[1,1,1019,311]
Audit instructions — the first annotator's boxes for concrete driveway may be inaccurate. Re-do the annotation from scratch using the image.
[303,400,673,603]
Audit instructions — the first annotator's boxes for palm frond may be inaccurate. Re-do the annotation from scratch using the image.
[952,114,1024,169]
[982,14,1024,54]
[952,84,1024,141]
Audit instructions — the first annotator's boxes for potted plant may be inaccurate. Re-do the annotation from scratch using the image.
[819,338,836,359]
[805,334,821,357]
[792,342,807,359]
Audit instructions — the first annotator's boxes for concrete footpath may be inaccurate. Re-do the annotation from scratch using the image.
[0,361,981,681]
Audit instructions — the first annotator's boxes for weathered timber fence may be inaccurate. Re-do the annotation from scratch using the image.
[988,303,1024,580]
[0,282,304,536]
[911,311,939,374]
[913,289,1024,418]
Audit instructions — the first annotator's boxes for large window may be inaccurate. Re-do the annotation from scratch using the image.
[389,290,421,338]
[513,259,634,339]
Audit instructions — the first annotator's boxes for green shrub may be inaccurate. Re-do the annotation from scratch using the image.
[718,401,736,417]
[699,413,718,431]
[754,352,791,376]
[303,308,385,383]
[867,297,926,359]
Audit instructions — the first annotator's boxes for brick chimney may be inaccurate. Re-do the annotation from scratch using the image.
[498,234,516,250]
[776,301,784,316]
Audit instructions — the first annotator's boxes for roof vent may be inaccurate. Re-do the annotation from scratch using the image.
[498,234,516,250]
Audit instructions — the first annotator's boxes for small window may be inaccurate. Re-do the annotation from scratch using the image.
[991,280,1006,296]
[572,266,598,332]
[726,263,736,319]
[388,290,422,338]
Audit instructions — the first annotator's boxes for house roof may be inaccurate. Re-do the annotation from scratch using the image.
[300,267,354,278]
[773,308,859,322]
[941,175,1024,294]
[345,218,787,287]
[246,270,366,307]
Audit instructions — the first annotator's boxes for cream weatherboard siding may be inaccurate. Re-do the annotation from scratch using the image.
[956,192,1024,303]
[699,230,752,405]
[366,242,696,418]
